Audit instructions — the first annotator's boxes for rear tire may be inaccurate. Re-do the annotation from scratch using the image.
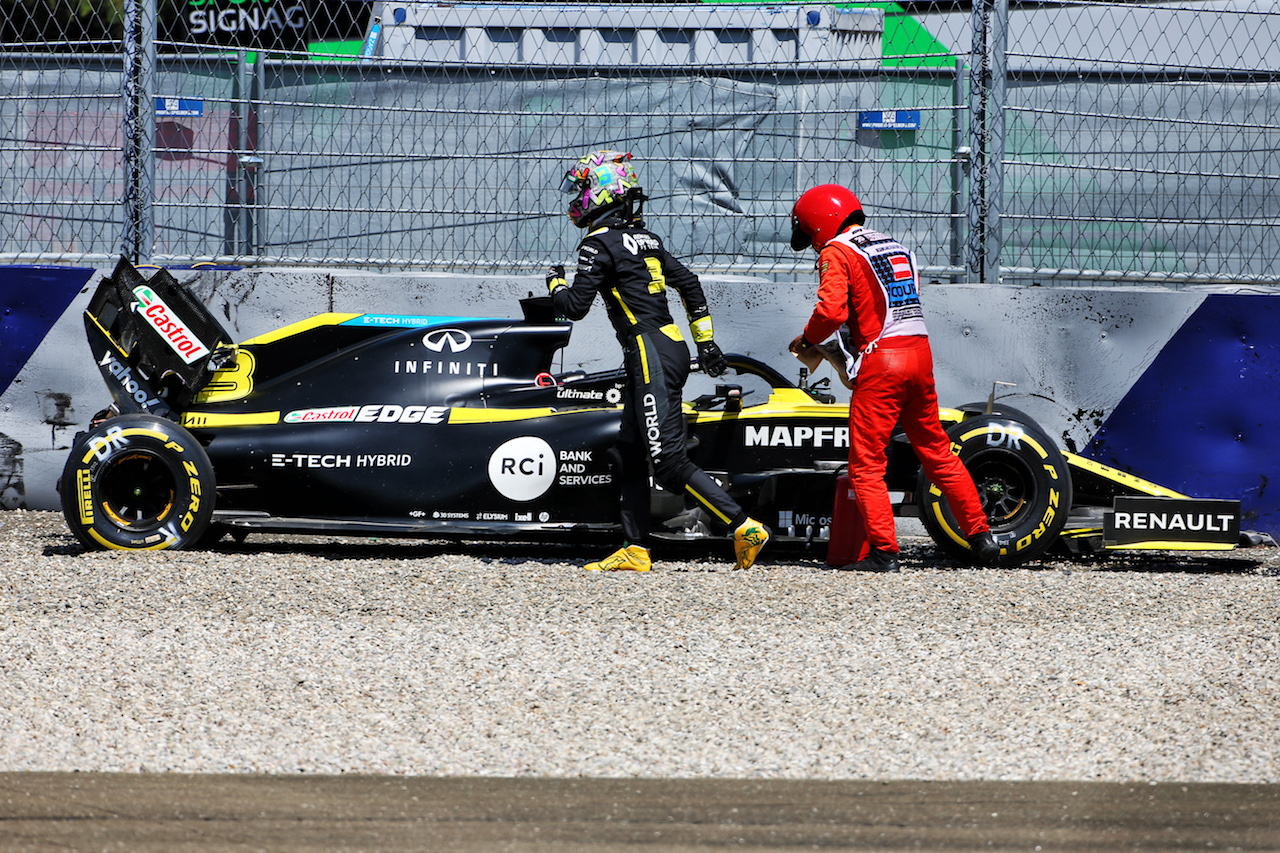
[60,414,216,551]
[918,414,1071,565]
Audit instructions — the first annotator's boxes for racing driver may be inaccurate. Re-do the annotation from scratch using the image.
[787,184,999,571]
[548,150,769,572]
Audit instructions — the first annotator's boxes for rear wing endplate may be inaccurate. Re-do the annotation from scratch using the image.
[85,257,234,415]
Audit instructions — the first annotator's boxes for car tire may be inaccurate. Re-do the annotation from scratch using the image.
[60,414,216,551]
[918,413,1072,565]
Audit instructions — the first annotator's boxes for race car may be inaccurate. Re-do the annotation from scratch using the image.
[60,258,1245,564]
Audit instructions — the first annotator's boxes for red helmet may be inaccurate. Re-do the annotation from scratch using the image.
[790,184,863,251]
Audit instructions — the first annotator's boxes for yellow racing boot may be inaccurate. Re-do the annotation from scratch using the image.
[585,544,651,572]
[732,518,770,570]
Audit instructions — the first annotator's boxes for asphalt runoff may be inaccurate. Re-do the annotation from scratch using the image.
[1,774,1277,851]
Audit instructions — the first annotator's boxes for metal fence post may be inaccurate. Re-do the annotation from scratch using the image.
[967,0,1008,283]
[951,56,967,280]
[967,0,988,282]
[122,0,156,263]
[988,0,1008,282]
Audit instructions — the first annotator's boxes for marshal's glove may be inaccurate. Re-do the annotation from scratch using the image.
[546,264,567,295]
[697,340,729,378]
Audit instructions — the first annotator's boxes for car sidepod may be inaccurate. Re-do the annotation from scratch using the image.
[180,315,626,535]
[685,385,849,543]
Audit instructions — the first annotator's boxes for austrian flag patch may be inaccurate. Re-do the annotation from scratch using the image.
[889,254,913,281]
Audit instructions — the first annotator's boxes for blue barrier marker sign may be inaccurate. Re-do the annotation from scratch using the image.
[859,110,920,130]
[156,98,203,117]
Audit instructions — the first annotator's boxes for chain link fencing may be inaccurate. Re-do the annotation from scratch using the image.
[2,0,1278,285]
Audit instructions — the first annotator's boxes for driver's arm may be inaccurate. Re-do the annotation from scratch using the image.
[551,236,608,321]
[665,250,715,343]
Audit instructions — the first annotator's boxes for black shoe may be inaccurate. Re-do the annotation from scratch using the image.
[969,531,1001,565]
[839,548,900,573]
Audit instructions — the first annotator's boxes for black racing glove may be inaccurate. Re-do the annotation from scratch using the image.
[697,340,728,378]
[546,264,567,295]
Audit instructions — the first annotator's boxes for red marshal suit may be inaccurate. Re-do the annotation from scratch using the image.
[802,226,991,554]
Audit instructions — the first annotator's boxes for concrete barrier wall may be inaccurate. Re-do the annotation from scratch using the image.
[3,264,1277,537]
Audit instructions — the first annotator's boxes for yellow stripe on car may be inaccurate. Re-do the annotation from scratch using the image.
[239,313,362,346]
[445,407,561,423]
[181,411,281,429]
[1106,541,1235,551]
[1063,452,1188,498]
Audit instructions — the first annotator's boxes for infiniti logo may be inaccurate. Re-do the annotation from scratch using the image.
[422,328,472,353]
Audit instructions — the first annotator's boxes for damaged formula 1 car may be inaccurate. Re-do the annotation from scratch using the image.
[60,259,1246,565]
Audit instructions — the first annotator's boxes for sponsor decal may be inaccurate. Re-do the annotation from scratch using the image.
[342,314,476,328]
[132,285,211,364]
[1104,497,1240,546]
[557,448,613,487]
[778,510,831,537]
[985,423,1026,449]
[606,387,623,404]
[744,424,849,449]
[488,436,556,501]
[556,387,606,401]
[284,405,359,423]
[422,328,472,353]
[514,511,533,522]
[535,373,558,388]
[270,453,413,468]
[476,511,509,521]
[76,467,93,524]
[283,405,448,424]
[98,352,161,408]
[393,359,497,378]
[622,232,661,254]
[433,510,470,520]
[886,279,919,304]
[85,423,130,462]
[642,393,662,457]
[178,458,204,533]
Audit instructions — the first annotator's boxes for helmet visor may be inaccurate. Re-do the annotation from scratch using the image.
[790,219,813,251]
[559,172,583,194]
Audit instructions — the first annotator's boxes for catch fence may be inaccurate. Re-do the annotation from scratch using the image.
[2,0,1278,285]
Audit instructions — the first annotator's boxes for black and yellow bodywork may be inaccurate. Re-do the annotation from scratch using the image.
[61,259,1244,562]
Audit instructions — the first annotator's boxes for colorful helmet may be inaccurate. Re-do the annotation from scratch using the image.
[560,150,644,227]
[790,184,863,251]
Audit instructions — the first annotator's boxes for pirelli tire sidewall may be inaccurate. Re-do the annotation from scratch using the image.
[918,414,1072,565]
[60,414,216,551]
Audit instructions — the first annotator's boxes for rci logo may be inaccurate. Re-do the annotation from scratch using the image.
[422,328,472,353]
[487,436,556,502]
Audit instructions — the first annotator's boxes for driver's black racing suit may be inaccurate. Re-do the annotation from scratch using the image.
[551,219,751,544]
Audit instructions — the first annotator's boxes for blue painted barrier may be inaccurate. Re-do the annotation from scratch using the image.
[1085,294,1280,537]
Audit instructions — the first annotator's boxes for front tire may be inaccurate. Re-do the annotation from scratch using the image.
[918,414,1072,565]
[60,414,216,551]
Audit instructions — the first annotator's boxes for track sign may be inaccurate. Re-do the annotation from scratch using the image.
[180,0,311,50]
[156,98,203,117]
[859,110,921,131]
